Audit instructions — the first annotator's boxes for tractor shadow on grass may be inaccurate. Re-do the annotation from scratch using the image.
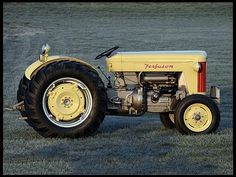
[97,113,163,134]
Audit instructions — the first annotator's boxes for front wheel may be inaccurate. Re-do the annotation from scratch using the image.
[160,113,175,129]
[174,94,220,135]
[24,60,107,138]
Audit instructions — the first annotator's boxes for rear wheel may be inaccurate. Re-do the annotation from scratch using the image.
[17,75,29,117]
[16,75,35,126]
[160,113,175,129]
[24,60,107,138]
[174,94,220,135]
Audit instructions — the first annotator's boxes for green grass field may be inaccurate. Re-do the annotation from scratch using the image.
[3,2,233,175]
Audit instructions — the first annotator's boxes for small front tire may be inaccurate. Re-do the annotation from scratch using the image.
[174,94,220,135]
[160,113,175,129]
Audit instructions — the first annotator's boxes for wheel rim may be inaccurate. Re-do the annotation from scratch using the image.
[42,77,92,128]
[169,113,175,124]
[183,103,212,132]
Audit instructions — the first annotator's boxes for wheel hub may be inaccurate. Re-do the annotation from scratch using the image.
[47,83,85,121]
[193,113,201,121]
[63,98,72,106]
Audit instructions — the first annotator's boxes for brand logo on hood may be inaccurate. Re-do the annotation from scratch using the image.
[144,64,174,69]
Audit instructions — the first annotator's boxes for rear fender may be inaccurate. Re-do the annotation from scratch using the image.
[24,55,97,80]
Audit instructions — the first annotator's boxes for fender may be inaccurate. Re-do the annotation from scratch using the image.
[24,55,98,80]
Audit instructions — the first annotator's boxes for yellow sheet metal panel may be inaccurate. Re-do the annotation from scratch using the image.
[120,50,207,62]
[25,56,97,80]
[106,51,207,72]
[183,69,198,94]
[177,70,206,95]
[106,54,122,72]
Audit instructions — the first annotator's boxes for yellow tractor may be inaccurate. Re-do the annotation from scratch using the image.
[16,44,220,137]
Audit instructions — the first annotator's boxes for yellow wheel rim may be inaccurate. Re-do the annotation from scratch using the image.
[47,83,85,121]
[42,77,93,128]
[183,103,212,132]
[169,113,175,123]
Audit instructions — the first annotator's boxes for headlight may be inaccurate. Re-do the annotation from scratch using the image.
[41,43,50,54]
[39,43,50,62]
[193,62,202,72]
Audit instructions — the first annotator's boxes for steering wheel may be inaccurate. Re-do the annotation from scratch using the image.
[95,46,119,60]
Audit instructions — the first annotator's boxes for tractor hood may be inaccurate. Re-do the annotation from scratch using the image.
[106,50,207,72]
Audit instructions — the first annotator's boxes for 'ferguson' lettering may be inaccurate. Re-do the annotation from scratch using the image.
[144,64,174,69]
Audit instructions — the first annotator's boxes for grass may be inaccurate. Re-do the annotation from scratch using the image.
[3,2,233,175]
[3,112,233,175]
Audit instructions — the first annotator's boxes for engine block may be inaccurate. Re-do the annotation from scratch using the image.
[107,72,179,115]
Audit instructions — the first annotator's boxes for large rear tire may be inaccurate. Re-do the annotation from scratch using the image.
[16,75,36,127]
[17,75,29,117]
[24,60,107,138]
[174,94,220,135]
